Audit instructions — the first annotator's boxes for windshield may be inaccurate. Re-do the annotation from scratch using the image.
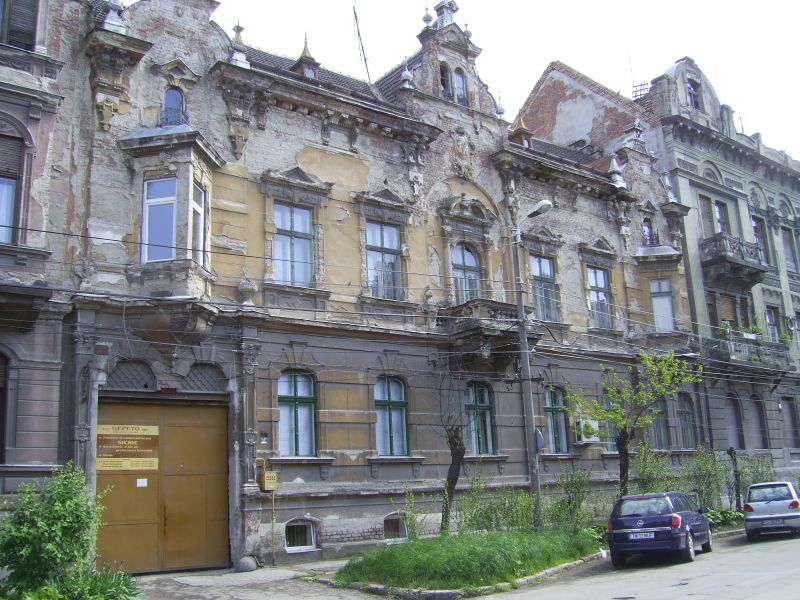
[617,497,672,517]
[748,484,792,502]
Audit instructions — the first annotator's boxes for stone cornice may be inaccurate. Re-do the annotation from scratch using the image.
[118,128,225,168]
[211,61,441,159]
[663,115,800,189]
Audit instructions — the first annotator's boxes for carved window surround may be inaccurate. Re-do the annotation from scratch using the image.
[85,29,152,131]
[367,455,425,479]
[578,240,618,270]
[0,44,63,79]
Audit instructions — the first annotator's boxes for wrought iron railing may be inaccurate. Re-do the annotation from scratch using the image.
[699,231,763,264]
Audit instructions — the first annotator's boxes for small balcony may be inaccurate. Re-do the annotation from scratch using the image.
[699,232,768,292]
[701,334,793,371]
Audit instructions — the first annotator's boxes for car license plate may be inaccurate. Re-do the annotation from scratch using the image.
[762,519,784,526]
[628,532,654,540]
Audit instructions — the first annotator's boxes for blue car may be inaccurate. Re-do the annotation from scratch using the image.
[607,492,712,568]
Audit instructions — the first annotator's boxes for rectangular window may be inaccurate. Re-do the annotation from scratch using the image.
[143,178,177,262]
[602,394,620,453]
[375,377,408,456]
[544,388,569,454]
[650,279,674,333]
[752,217,770,264]
[765,306,780,342]
[687,79,702,110]
[782,228,798,272]
[530,255,559,322]
[0,177,15,244]
[699,195,714,237]
[278,372,315,456]
[0,0,38,51]
[714,201,729,234]
[191,183,207,267]
[648,399,670,450]
[367,222,403,300]
[275,203,313,286]
[465,383,493,455]
[285,522,315,552]
[677,394,697,450]
[588,266,613,329]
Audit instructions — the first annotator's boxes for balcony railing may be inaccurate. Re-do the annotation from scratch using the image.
[699,232,768,291]
[700,231,763,264]
[701,335,793,371]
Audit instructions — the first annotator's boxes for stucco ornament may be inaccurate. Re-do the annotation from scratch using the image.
[452,126,475,179]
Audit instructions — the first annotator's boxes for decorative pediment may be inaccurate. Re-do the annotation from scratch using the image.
[353,188,412,223]
[520,225,564,256]
[260,167,332,206]
[639,199,658,214]
[441,194,494,222]
[579,237,618,268]
[153,59,201,88]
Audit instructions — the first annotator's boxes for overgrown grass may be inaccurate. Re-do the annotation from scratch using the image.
[335,530,598,590]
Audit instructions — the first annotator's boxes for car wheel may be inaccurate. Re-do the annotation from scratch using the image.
[746,531,758,542]
[701,528,713,553]
[610,551,626,569]
[680,532,695,562]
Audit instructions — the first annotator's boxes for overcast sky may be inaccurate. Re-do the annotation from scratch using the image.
[126,1,800,159]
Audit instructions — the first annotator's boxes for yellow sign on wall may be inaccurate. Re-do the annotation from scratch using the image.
[259,470,278,491]
[97,425,159,471]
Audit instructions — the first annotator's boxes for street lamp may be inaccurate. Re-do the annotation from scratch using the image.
[511,198,552,527]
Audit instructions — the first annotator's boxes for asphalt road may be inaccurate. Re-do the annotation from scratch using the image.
[483,532,800,600]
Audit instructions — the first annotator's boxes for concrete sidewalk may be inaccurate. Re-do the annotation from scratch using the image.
[135,559,371,600]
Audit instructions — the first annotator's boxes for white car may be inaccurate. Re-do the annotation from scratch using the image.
[744,481,800,541]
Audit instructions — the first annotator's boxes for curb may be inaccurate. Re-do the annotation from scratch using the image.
[318,550,607,599]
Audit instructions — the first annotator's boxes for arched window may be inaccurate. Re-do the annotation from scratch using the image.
[180,363,227,393]
[454,68,468,106]
[642,218,655,246]
[465,382,493,455]
[375,376,407,456]
[439,63,452,101]
[725,394,745,449]
[284,518,317,553]
[383,512,408,540]
[544,387,568,454]
[162,87,186,126]
[782,397,800,448]
[453,243,481,304]
[278,371,316,456]
[648,398,670,450]
[676,393,696,449]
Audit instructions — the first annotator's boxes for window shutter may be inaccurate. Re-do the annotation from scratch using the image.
[0,135,22,178]
[7,0,38,50]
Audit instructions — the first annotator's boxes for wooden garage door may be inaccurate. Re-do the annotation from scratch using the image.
[96,402,228,573]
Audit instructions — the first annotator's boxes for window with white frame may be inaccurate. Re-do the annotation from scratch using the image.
[676,393,696,449]
[142,178,177,262]
[278,370,316,456]
[375,376,407,456]
[453,243,481,304]
[530,254,558,322]
[285,519,316,552]
[274,203,313,286]
[367,222,403,300]
[465,382,493,455]
[191,182,207,267]
[650,279,675,333]
[544,388,569,454]
[587,266,612,328]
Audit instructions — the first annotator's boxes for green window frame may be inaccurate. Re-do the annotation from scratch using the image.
[278,370,316,456]
[465,382,494,455]
[544,387,569,454]
[375,376,408,456]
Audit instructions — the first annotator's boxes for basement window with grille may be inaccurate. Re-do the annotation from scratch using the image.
[285,520,316,553]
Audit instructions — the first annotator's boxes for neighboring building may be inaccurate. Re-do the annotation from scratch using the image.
[514,58,800,477]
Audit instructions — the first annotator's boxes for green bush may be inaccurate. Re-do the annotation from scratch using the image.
[635,442,676,493]
[545,467,592,531]
[706,508,743,529]
[681,445,727,509]
[335,530,597,590]
[737,454,776,492]
[0,463,102,592]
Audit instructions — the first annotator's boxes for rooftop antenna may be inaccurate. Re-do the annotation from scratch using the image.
[353,2,371,83]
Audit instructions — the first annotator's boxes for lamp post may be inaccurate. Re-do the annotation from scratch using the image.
[511,199,552,528]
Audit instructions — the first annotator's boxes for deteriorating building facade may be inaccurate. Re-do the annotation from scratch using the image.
[514,58,800,476]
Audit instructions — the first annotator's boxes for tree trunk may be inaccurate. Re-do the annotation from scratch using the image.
[726,446,742,510]
[617,429,632,497]
[441,425,466,534]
